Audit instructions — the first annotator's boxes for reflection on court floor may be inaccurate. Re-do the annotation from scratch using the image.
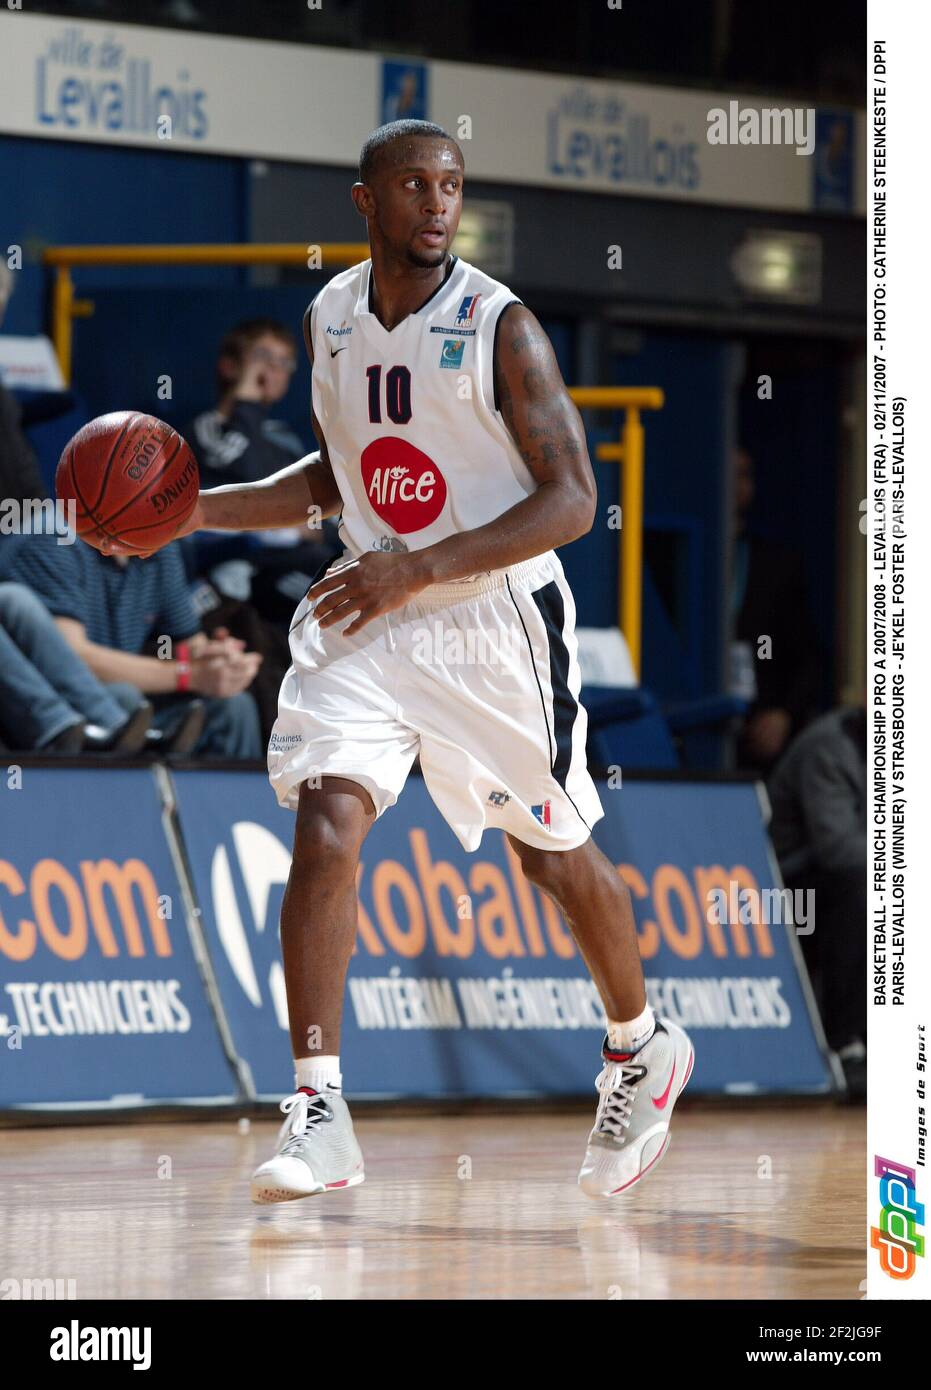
[0,1105,864,1300]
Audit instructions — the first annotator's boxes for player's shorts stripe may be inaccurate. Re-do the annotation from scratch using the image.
[530,579,578,790]
[505,575,555,768]
[507,574,592,835]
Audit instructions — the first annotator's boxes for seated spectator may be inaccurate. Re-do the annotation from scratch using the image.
[0,532,263,760]
[769,704,867,1099]
[731,446,822,772]
[0,260,49,508]
[185,317,341,625]
[0,582,151,753]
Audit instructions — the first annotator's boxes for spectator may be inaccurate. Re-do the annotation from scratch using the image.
[769,704,867,1099]
[190,318,305,492]
[185,317,341,624]
[0,260,48,507]
[0,582,151,753]
[0,532,263,759]
[731,446,822,771]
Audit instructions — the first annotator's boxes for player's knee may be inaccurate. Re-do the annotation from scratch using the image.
[292,800,365,886]
[513,842,574,893]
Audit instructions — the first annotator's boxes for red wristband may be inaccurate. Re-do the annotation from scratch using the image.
[175,641,191,693]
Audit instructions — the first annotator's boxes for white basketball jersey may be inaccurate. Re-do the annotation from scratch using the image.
[309,255,540,563]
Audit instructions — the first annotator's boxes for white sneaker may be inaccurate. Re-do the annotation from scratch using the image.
[578,1019,694,1198]
[251,1087,365,1204]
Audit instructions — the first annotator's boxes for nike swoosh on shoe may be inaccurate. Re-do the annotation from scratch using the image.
[651,1060,677,1110]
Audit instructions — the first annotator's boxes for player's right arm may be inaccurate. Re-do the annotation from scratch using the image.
[189,447,341,533]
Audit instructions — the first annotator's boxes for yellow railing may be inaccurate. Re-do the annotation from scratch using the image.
[43,242,371,383]
[43,243,663,673]
[569,387,664,675]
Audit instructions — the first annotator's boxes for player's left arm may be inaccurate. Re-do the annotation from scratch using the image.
[309,305,596,633]
[429,303,597,574]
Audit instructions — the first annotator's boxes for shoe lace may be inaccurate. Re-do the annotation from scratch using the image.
[277,1090,332,1154]
[593,1060,645,1141]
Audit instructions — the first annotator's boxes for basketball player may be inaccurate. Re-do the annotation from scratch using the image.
[120,121,694,1199]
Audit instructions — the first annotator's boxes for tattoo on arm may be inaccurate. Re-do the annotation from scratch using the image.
[494,306,590,488]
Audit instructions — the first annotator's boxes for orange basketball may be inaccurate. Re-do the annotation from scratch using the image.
[56,411,199,553]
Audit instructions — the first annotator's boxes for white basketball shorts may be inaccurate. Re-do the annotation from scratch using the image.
[267,550,605,852]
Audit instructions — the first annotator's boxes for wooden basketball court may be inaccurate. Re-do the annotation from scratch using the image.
[0,1103,864,1300]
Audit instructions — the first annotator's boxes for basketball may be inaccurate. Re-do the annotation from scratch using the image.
[55,411,199,553]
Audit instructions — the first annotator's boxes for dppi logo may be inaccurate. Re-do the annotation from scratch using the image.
[870,1155,925,1279]
[211,822,291,1029]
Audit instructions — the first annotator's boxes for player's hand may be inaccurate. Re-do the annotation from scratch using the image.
[308,552,431,635]
[94,535,156,560]
[173,497,206,540]
[96,498,205,558]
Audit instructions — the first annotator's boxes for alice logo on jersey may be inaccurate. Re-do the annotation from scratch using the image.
[361,438,447,534]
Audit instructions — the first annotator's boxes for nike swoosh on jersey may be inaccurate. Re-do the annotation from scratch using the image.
[330,346,350,357]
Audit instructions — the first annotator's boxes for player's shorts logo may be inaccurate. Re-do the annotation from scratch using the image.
[531,800,552,830]
[488,789,511,807]
[269,732,303,753]
[361,437,447,533]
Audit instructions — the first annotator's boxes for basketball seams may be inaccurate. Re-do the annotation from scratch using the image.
[108,489,199,538]
[85,413,139,515]
[94,433,180,529]
[63,445,90,519]
[57,416,199,552]
[95,435,192,530]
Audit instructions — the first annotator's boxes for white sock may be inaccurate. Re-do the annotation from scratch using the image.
[294,1054,342,1093]
[607,1004,656,1055]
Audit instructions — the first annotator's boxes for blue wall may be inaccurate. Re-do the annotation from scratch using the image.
[738,361,840,704]
[560,335,734,700]
[0,134,246,335]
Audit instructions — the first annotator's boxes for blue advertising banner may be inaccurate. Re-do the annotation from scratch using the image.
[170,769,833,1099]
[0,767,236,1107]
